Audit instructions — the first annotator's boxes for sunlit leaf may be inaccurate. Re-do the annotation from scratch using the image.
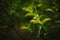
[25,13,34,16]
[20,26,29,30]
[21,27,32,33]
[37,4,43,7]
[30,15,43,24]
[42,18,51,23]
[22,6,33,13]
[45,8,54,12]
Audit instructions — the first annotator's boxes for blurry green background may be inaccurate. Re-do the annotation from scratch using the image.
[0,0,60,40]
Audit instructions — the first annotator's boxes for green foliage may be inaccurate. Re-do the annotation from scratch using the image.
[0,0,60,40]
